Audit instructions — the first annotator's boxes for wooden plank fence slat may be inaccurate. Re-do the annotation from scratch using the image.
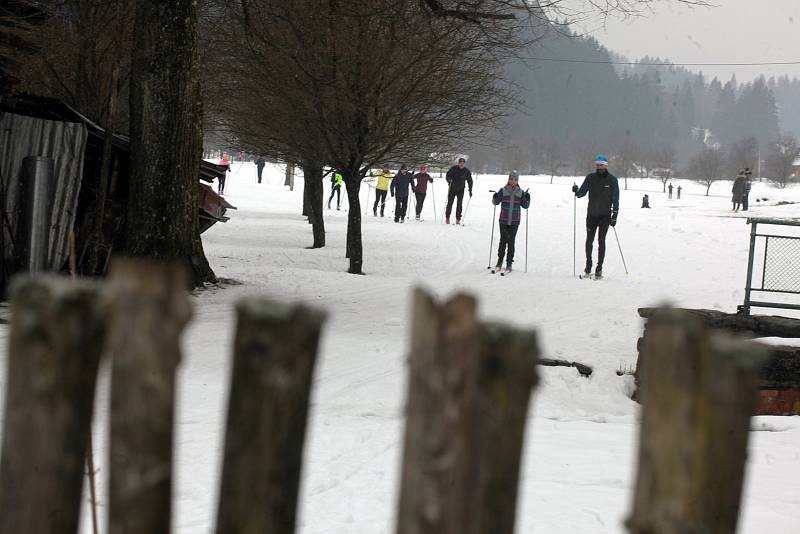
[106,259,191,534]
[395,288,539,534]
[0,276,105,534]
[627,309,768,534]
[215,297,325,534]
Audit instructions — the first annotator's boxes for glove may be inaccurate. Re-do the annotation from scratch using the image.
[469,190,473,197]
[523,192,531,202]
[572,184,579,193]
[391,192,394,197]
[610,212,618,227]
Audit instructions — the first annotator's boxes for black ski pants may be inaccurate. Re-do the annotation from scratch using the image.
[415,192,427,217]
[373,189,388,216]
[218,175,226,194]
[585,215,611,270]
[395,195,409,221]
[446,186,465,219]
[257,166,265,183]
[328,185,341,208]
[497,223,520,266]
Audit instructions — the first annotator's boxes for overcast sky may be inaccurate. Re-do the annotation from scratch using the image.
[574,0,800,82]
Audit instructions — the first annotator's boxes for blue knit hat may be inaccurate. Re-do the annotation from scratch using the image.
[595,154,608,165]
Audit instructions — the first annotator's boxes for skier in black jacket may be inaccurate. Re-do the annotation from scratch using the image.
[390,165,414,222]
[444,157,473,224]
[572,155,620,279]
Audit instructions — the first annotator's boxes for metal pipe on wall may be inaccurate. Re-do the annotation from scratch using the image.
[18,156,55,273]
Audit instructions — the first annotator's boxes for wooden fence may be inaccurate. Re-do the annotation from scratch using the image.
[0,259,769,534]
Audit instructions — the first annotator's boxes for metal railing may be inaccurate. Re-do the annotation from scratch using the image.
[740,217,800,314]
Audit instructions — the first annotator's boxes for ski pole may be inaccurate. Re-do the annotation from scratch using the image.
[462,193,472,223]
[573,184,577,277]
[488,190,497,269]
[525,188,530,273]
[612,226,629,275]
[431,181,437,222]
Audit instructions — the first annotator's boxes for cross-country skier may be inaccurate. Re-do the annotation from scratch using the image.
[668,183,673,199]
[677,185,682,199]
[217,154,231,194]
[445,157,473,224]
[412,164,434,220]
[743,168,752,210]
[732,171,746,212]
[327,170,343,210]
[641,194,651,208]
[372,166,393,217]
[572,154,619,279]
[492,171,530,274]
[255,156,266,183]
[390,164,414,223]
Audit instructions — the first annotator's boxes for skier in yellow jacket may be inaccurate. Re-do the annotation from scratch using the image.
[371,166,393,217]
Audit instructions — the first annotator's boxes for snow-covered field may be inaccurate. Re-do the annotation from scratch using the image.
[4,162,800,533]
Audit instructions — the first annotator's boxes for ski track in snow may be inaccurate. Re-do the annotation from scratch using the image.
[1,162,799,533]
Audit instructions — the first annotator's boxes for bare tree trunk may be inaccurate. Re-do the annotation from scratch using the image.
[87,61,120,275]
[126,0,215,287]
[0,277,105,534]
[106,259,191,534]
[627,309,767,534]
[215,298,325,534]
[302,164,325,248]
[343,173,363,274]
[395,289,539,534]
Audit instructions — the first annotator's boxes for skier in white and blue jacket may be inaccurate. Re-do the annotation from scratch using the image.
[492,171,530,272]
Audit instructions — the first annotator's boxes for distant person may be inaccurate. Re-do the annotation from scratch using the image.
[732,171,746,211]
[412,164,434,221]
[641,194,651,208]
[743,168,752,211]
[445,157,473,225]
[668,183,673,199]
[390,164,414,223]
[255,156,266,183]
[218,154,231,194]
[491,171,530,273]
[327,170,343,210]
[572,154,619,279]
[372,166,393,217]
[676,185,682,199]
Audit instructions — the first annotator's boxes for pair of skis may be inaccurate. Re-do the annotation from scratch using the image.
[488,266,512,276]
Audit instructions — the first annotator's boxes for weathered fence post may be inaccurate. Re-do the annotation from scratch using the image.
[0,276,105,534]
[215,297,325,533]
[396,288,539,534]
[105,259,191,534]
[627,309,767,534]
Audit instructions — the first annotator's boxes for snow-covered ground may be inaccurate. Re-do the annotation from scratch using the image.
[3,162,800,533]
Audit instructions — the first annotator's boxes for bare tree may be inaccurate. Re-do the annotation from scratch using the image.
[612,132,639,190]
[727,136,759,176]
[765,134,800,188]
[652,146,676,192]
[211,0,515,273]
[688,146,725,196]
[535,138,566,184]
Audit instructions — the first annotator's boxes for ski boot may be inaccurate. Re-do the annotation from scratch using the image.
[594,266,603,280]
[446,217,450,224]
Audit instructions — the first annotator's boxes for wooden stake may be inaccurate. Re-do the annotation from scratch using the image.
[105,259,191,534]
[396,288,539,534]
[0,276,105,534]
[215,297,325,534]
[627,309,767,534]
